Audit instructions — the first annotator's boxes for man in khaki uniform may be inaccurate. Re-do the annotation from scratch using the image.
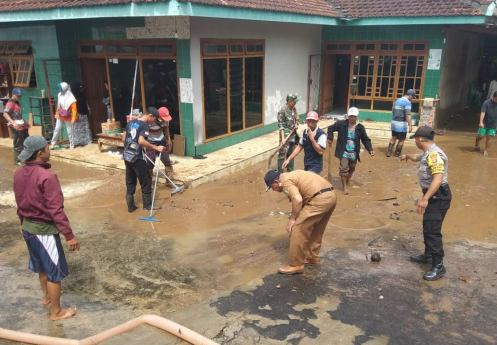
[264,170,337,274]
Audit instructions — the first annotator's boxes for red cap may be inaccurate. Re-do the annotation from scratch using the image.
[158,107,172,122]
[306,111,319,121]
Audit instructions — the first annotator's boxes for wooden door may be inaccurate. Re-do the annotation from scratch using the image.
[80,59,108,136]
[320,55,335,114]
[0,112,9,138]
[335,55,351,108]
[308,55,321,112]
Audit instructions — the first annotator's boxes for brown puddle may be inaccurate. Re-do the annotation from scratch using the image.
[0,130,496,312]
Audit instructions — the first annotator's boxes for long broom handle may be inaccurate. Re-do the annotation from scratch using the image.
[130,59,138,118]
[149,152,161,217]
[144,152,179,189]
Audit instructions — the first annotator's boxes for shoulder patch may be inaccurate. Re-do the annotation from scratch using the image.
[429,152,439,164]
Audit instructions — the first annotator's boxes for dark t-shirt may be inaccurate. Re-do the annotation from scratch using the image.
[482,99,497,129]
[125,119,149,160]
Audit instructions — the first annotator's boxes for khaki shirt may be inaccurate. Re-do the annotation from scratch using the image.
[280,170,332,204]
[417,143,449,189]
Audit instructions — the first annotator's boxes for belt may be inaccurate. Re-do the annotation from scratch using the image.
[308,187,333,202]
[422,183,451,201]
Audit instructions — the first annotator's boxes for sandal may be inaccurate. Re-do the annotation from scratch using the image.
[50,145,61,150]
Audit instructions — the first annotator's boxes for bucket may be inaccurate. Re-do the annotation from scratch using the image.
[412,119,419,126]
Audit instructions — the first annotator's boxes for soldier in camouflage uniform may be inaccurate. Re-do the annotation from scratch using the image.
[277,94,300,173]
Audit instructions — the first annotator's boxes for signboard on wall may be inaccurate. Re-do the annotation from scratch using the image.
[180,78,193,104]
[427,49,442,70]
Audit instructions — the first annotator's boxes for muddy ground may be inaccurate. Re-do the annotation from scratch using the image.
[0,130,496,345]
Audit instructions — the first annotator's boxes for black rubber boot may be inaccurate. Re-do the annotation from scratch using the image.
[410,251,432,264]
[423,255,446,281]
[142,193,161,211]
[126,195,138,213]
[386,143,394,157]
[394,145,403,157]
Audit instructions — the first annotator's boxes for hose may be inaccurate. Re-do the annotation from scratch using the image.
[0,314,219,345]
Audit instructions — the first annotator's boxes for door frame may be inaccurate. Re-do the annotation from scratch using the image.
[76,40,182,136]
[80,58,108,136]
[320,54,336,114]
[322,40,429,112]
[307,54,321,113]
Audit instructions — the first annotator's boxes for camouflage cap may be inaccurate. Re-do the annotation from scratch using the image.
[286,94,299,103]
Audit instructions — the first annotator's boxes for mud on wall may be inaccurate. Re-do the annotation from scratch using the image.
[437,28,484,128]
[189,17,322,145]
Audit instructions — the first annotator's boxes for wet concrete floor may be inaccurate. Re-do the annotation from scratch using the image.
[0,130,496,344]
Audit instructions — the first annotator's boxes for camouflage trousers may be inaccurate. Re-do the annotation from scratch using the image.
[277,141,296,173]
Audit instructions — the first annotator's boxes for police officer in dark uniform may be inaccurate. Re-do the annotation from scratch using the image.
[400,126,452,281]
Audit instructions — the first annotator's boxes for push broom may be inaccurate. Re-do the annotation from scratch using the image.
[139,153,162,222]
[144,153,185,196]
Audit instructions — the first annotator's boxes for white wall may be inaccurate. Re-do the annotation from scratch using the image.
[190,17,322,144]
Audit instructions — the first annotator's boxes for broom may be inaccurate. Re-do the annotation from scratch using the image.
[139,152,162,222]
[144,153,185,196]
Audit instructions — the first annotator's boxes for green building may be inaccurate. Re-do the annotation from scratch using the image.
[1,0,496,154]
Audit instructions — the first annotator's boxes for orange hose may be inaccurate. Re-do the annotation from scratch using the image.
[0,314,219,345]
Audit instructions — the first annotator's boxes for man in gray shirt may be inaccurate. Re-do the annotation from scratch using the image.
[400,126,451,281]
[475,91,497,156]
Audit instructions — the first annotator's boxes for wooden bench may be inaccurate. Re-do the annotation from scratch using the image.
[97,133,124,152]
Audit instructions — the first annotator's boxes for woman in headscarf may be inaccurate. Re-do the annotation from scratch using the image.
[71,82,92,146]
[50,82,77,149]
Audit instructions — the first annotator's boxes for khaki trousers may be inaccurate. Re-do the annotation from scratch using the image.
[288,191,337,266]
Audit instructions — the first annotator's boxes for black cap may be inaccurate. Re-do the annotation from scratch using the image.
[264,170,281,192]
[146,107,159,118]
[410,125,435,139]
[406,89,417,99]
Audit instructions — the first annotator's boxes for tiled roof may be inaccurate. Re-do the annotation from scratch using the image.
[0,0,492,18]
[0,0,340,17]
[179,0,340,18]
[0,0,131,12]
[329,0,488,18]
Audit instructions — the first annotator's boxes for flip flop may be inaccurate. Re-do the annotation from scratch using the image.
[50,145,61,150]
[193,155,207,159]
